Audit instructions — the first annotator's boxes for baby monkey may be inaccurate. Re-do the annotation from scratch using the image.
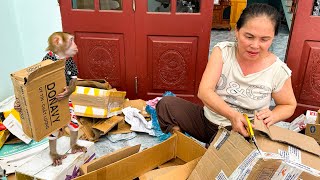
[14,32,86,166]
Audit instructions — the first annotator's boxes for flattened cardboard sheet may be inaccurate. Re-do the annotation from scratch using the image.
[254,118,320,156]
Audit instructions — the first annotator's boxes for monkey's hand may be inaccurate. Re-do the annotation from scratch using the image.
[56,79,77,101]
[14,98,22,112]
[56,87,71,101]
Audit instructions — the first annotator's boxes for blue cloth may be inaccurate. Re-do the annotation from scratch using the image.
[147,91,176,142]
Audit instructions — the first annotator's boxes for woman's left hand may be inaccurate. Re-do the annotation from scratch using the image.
[256,109,275,127]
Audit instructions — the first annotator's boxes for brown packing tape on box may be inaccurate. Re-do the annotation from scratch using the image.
[70,94,107,109]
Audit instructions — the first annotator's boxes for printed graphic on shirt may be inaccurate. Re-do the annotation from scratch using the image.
[217,74,272,101]
[226,82,247,98]
[216,74,227,90]
[246,85,271,100]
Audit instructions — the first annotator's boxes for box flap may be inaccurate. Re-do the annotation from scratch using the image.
[154,157,201,180]
[189,129,255,179]
[255,131,320,172]
[139,166,178,180]
[76,134,177,180]
[175,132,206,162]
[123,99,146,110]
[158,158,185,168]
[108,120,132,135]
[27,60,65,84]
[10,60,54,82]
[254,118,320,156]
[80,144,141,175]
[92,116,123,134]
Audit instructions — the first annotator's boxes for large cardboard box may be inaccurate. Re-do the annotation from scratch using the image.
[189,119,320,179]
[70,86,126,118]
[76,131,206,179]
[11,60,70,141]
[306,109,320,143]
[15,136,95,180]
[79,144,141,175]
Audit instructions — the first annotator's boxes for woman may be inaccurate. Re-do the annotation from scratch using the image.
[156,3,297,144]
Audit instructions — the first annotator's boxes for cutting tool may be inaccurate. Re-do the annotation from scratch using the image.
[243,113,263,155]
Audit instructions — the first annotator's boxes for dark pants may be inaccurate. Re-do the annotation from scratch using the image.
[156,96,222,144]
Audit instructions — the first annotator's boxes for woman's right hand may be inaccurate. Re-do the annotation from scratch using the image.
[14,99,22,112]
[230,111,249,137]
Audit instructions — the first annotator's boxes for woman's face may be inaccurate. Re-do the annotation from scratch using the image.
[235,16,275,61]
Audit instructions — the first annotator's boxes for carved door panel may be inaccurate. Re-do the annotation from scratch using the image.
[135,0,213,103]
[59,0,136,98]
[286,0,320,120]
[60,0,213,102]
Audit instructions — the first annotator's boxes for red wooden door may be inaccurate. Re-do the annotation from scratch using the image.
[286,0,320,120]
[135,0,213,103]
[59,0,136,98]
[59,0,213,103]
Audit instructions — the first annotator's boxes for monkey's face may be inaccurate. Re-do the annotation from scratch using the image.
[64,35,78,57]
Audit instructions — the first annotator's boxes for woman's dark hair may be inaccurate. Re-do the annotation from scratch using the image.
[236,3,281,35]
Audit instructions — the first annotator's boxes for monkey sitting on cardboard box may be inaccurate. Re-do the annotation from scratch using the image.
[14,32,87,166]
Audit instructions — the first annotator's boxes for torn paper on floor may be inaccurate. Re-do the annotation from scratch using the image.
[122,107,155,136]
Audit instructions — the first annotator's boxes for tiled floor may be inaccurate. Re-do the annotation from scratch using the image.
[94,24,291,158]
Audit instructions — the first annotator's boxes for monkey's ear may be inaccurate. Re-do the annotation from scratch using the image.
[53,36,63,46]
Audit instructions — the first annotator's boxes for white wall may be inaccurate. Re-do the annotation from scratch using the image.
[0,0,62,101]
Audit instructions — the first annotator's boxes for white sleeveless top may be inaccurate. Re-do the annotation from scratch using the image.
[204,41,292,126]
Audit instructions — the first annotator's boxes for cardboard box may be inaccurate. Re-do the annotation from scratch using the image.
[76,131,206,179]
[107,119,132,135]
[16,136,95,180]
[70,86,126,118]
[92,115,124,136]
[76,79,112,90]
[76,116,124,141]
[189,119,320,179]
[80,144,141,175]
[123,99,149,118]
[306,110,320,143]
[306,124,320,143]
[10,60,70,141]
